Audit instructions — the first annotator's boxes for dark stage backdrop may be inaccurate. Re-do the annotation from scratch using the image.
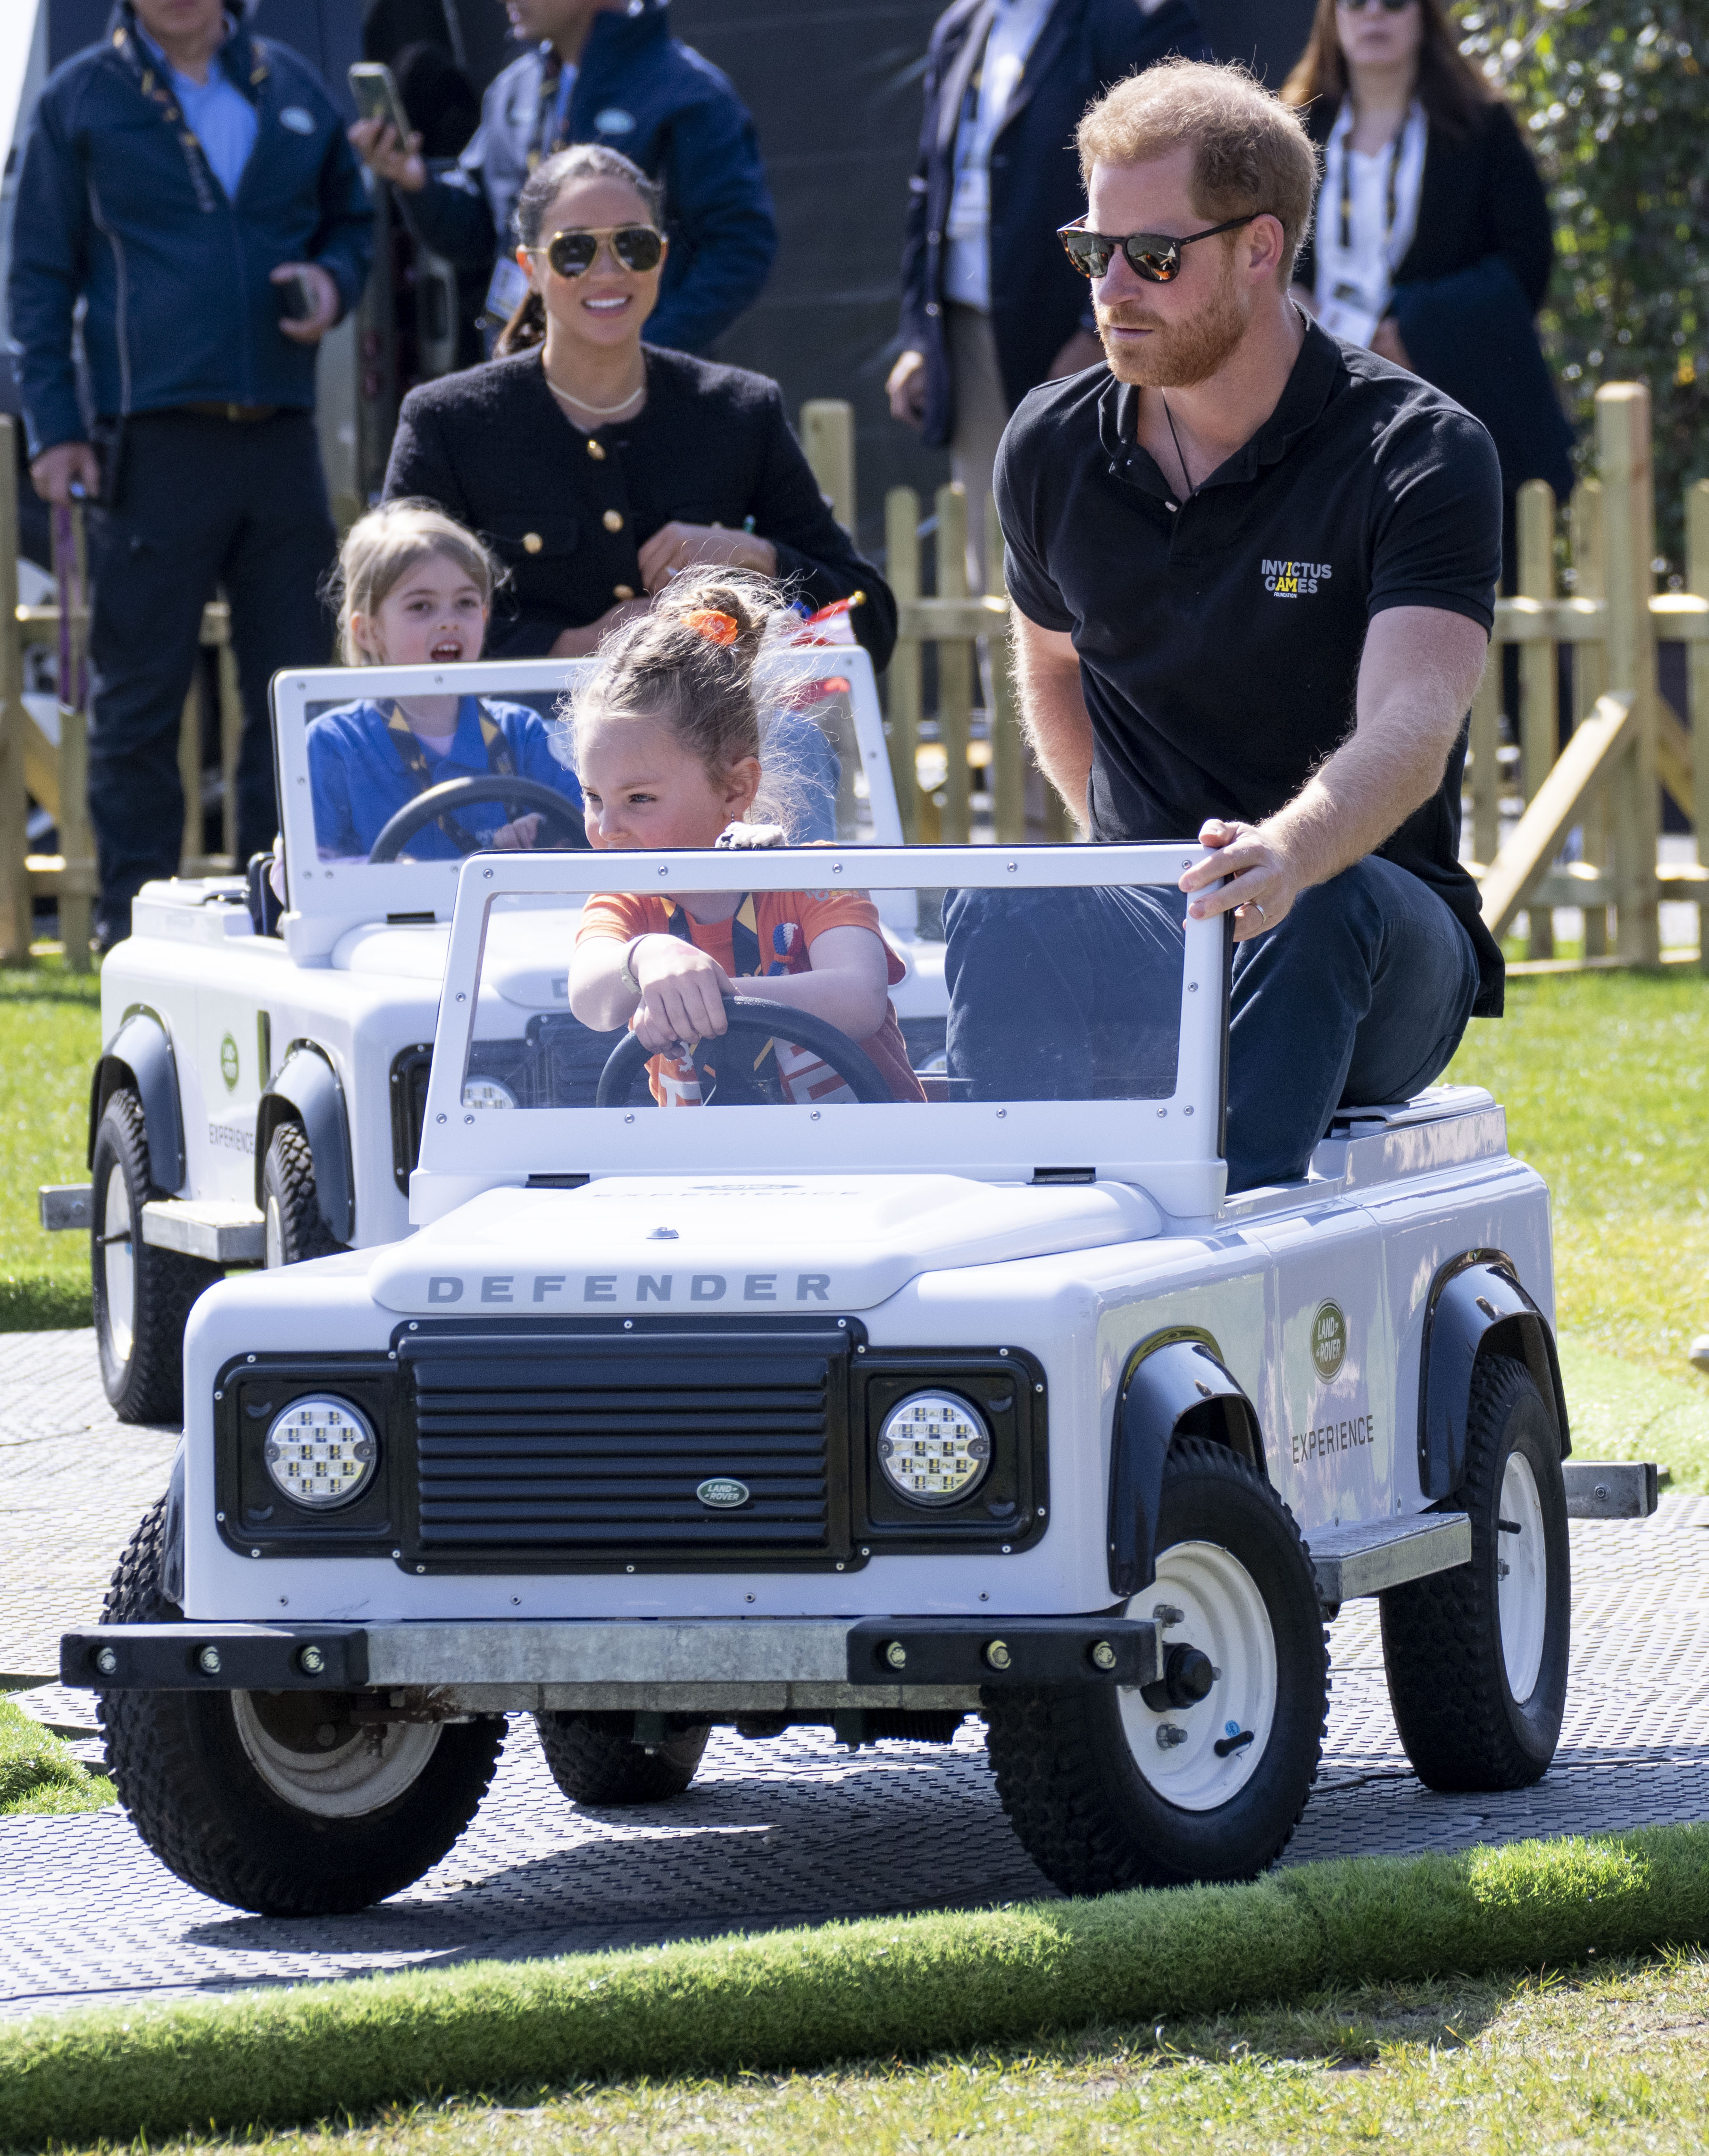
[673,0,1316,558]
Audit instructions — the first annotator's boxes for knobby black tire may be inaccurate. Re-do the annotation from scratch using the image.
[984,1438,1328,1895]
[262,1120,343,1265]
[91,1090,221,1424]
[534,1710,710,1805]
[1380,1353,1569,1792]
[98,1498,504,1915]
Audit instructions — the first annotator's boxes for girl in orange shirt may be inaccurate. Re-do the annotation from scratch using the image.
[567,570,924,1107]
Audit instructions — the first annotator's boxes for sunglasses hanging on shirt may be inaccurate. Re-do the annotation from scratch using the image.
[1057,213,1267,283]
[536,225,664,279]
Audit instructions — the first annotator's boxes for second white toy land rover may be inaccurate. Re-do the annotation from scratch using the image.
[44,649,923,1422]
[67,842,1655,1914]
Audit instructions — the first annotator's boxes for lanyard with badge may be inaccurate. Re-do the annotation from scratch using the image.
[484,44,576,323]
[384,700,519,854]
[109,17,267,215]
[1317,101,1422,349]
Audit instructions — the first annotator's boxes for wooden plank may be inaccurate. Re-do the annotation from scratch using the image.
[896,595,1009,639]
[1479,692,1635,940]
[1493,595,1604,642]
[1600,383,1661,965]
[1517,480,1557,957]
[1469,647,1501,869]
[54,504,93,968]
[1572,478,1609,955]
[1651,592,1709,637]
[178,674,202,876]
[1658,694,1693,819]
[882,488,921,844]
[19,704,58,821]
[1689,479,1709,972]
[986,494,1025,843]
[934,482,972,843]
[0,418,31,966]
[799,400,856,535]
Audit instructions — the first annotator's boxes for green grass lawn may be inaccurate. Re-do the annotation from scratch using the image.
[0,957,102,1332]
[31,1948,1709,2156]
[0,1691,111,1817]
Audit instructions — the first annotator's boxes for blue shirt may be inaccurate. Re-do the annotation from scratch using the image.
[308,697,584,861]
[137,25,258,202]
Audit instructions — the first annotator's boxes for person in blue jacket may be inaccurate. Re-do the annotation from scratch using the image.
[7,0,373,951]
[349,0,775,357]
[308,501,583,863]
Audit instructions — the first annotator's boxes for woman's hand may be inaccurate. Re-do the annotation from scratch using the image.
[638,522,779,596]
[886,350,927,427]
[548,598,651,658]
[490,813,544,850]
[348,118,426,193]
[631,937,735,1050]
[1371,316,1414,371]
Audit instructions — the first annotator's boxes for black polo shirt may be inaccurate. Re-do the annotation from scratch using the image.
[995,317,1505,1015]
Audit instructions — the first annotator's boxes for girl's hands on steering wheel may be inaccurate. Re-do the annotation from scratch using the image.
[630,936,735,1050]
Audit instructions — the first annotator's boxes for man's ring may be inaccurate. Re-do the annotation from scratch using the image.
[1250,901,1267,923]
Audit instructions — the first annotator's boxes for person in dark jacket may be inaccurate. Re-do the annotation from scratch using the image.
[8,0,372,950]
[383,145,894,666]
[1283,0,1575,546]
[888,0,1209,584]
[350,0,775,357]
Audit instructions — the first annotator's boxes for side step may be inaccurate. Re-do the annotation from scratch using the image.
[1307,1514,1470,1603]
[1563,1460,1659,1518]
[38,1184,92,1231]
[140,1199,266,1264]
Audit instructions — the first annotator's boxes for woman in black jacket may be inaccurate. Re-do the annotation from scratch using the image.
[385,145,895,666]
[1284,0,1574,548]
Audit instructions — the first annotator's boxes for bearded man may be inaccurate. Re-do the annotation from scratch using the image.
[945,58,1504,1194]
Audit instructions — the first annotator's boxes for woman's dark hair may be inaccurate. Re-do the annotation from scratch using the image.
[1280,0,1496,139]
[495,144,665,357]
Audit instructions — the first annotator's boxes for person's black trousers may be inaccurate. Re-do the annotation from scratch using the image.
[85,409,336,947]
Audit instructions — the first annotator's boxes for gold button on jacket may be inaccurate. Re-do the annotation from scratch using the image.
[522,532,543,554]
[602,508,624,533]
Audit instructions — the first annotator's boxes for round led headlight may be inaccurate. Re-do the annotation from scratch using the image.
[462,1076,517,1111]
[263,1397,377,1510]
[876,1391,991,1507]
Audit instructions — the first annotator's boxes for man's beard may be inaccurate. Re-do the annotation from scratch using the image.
[1097,272,1249,389]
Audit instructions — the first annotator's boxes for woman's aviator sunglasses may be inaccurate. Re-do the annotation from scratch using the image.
[1057,212,1265,283]
[534,225,664,278]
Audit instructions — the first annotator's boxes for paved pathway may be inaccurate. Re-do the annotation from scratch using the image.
[5,1331,1708,2023]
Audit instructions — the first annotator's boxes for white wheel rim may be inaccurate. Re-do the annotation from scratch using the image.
[233,1692,442,1818]
[1498,1450,1548,1704]
[102,1165,135,1363]
[1118,1539,1279,1812]
[265,1193,284,1270]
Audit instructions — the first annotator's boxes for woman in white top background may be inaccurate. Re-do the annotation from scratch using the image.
[1283,0,1574,577]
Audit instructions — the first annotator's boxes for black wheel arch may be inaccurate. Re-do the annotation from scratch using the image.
[1107,1328,1266,1598]
[255,1042,355,1246]
[1418,1251,1570,1499]
[88,1006,185,1191]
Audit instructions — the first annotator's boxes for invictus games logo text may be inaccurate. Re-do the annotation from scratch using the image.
[1262,558,1332,597]
[1311,1300,1347,1381]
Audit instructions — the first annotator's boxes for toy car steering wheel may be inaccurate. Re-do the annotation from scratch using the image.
[595,993,895,1107]
[367,776,587,863]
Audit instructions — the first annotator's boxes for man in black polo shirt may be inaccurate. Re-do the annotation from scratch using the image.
[948,58,1502,1192]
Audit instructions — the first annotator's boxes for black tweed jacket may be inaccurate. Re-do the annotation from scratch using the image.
[384,344,896,665]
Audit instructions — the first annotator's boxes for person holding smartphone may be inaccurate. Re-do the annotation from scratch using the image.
[7,0,372,955]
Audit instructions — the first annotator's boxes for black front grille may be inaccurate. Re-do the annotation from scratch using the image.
[400,1324,856,1570]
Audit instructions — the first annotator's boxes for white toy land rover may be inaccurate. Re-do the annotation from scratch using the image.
[65,842,1654,1914]
[42,650,916,1423]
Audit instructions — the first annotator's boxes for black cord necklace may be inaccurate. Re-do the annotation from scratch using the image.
[1161,392,1197,502]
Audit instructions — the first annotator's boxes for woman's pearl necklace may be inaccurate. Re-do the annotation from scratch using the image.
[542,369,645,419]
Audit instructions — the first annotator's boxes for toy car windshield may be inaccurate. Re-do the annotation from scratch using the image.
[414,842,1226,1218]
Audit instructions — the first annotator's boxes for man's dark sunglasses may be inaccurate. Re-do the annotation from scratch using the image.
[538,225,664,278]
[1057,212,1264,283]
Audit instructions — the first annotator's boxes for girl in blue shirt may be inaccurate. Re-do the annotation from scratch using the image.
[308,500,583,862]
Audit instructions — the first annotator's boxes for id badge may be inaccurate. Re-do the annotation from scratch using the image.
[947,163,988,240]
[484,254,532,323]
[1319,293,1380,349]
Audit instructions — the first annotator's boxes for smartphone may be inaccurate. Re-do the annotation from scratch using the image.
[278,270,317,322]
[349,62,412,143]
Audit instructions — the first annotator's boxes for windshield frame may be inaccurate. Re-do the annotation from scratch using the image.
[413,842,1231,1221]
[271,648,897,961]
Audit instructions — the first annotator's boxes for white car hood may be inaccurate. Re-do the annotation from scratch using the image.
[367,1173,1161,1315]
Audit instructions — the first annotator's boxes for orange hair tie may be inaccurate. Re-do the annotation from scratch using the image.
[683,608,739,646]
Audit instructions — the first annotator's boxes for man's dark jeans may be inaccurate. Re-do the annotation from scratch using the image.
[943,857,1482,1193]
[85,409,336,945]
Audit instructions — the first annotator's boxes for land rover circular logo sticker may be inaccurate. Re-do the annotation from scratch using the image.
[1311,1300,1347,1381]
[220,1033,240,1091]
[697,1477,750,1509]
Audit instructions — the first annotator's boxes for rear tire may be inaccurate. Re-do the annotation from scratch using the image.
[1380,1354,1569,1790]
[534,1711,710,1805]
[98,1497,503,1915]
[91,1090,220,1424]
[984,1438,1327,1893]
[262,1121,342,1266]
